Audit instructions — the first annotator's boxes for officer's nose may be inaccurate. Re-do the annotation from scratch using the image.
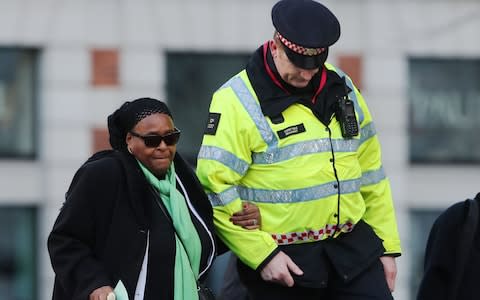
[299,68,319,81]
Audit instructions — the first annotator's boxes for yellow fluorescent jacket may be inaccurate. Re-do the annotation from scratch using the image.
[196,64,401,270]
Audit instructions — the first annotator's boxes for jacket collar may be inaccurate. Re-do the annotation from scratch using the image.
[245,42,348,125]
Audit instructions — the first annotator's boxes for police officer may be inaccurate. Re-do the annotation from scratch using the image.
[196,0,401,299]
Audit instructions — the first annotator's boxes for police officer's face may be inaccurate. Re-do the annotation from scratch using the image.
[271,40,320,88]
[126,113,177,178]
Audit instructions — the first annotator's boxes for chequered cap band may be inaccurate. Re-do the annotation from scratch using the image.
[271,221,355,245]
[276,32,326,56]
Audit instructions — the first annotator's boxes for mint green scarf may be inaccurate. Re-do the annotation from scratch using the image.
[138,161,202,300]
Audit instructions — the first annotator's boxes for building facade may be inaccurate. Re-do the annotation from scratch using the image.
[1,1,480,299]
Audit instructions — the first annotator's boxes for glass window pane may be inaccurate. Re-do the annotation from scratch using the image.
[0,206,37,300]
[0,48,38,159]
[409,58,480,163]
[409,209,442,299]
[166,52,250,165]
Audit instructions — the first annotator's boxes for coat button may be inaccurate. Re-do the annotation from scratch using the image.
[334,184,338,188]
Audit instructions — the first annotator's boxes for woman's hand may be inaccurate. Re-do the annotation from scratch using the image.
[89,286,114,300]
[230,202,261,230]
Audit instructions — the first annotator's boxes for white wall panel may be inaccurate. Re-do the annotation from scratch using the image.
[0,1,22,43]
[0,163,43,202]
[87,89,123,126]
[85,0,121,46]
[122,48,161,87]
[42,89,89,125]
[47,0,87,45]
[42,125,90,164]
[16,0,56,44]
[41,48,89,84]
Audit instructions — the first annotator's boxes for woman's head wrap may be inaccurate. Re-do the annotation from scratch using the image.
[107,97,173,151]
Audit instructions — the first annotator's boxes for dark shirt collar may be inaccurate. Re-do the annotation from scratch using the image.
[245,42,349,125]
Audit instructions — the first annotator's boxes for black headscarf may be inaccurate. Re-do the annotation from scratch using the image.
[107,97,173,152]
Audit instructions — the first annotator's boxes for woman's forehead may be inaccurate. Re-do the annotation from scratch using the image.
[134,113,174,131]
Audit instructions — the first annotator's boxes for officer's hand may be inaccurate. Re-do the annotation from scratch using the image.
[379,256,397,292]
[89,286,114,300]
[230,202,261,230]
[260,251,303,287]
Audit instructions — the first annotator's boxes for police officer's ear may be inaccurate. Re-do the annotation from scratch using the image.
[269,39,280,59]
[269,40,278,58]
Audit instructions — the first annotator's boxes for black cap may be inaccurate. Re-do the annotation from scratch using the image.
[272,0,340,69]
[107,97,172,152]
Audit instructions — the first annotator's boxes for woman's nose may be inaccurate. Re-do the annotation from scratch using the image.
[156,139,168,149]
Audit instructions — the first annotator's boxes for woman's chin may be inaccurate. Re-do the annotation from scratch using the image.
[151,160,171,177]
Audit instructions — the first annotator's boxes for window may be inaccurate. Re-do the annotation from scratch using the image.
[166,52,250,165]
[0,206,37,300]
[0,48,38,159]
[409,58,480,164]
[409,209,442,299]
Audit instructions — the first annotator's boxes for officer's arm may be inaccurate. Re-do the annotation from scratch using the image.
[355,89,401,255]
[196,85,278,269]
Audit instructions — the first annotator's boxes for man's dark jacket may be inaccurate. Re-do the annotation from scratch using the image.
[47,150,216,300]
[417,193,480,300]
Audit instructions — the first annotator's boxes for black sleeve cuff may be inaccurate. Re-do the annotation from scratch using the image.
[255,247,280,271]
[382,252,401,258]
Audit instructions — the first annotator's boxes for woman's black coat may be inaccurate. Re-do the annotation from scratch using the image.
[47,150,216,300]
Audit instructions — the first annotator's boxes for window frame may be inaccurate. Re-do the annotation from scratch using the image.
[408,57,480,165]
[0,47,39,160]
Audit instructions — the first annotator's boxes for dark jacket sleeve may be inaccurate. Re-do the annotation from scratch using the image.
[47,158,120,299]
[416,202,465,300]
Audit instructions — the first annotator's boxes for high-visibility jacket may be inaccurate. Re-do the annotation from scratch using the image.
[196,63,401,270]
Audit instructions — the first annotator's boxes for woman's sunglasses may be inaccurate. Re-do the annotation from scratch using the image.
[129,129,181,148]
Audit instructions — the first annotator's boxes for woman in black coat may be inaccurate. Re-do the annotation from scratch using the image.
[48,98,259,300]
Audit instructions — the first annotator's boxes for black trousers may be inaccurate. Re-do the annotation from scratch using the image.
[240,259,393,300]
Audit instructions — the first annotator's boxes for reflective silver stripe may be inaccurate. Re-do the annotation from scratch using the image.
[271,221,355,245]
[209,179,361,206]
[361,167,386,186]
[207,186,240,206]
[334,68,364,124]
[360,122,376,145]
[236,178,361,204]
[252,138,360,164]
[228,77,277,147]
[198,145,249,176]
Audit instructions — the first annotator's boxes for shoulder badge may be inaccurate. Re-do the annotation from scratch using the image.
[205,112,221,135]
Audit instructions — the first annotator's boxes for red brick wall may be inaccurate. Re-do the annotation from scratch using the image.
[338,54,363,90]
[91,49,119,87]
[92,127,111,153]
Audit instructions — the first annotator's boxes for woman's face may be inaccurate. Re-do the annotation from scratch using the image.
[126,113,178,177]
